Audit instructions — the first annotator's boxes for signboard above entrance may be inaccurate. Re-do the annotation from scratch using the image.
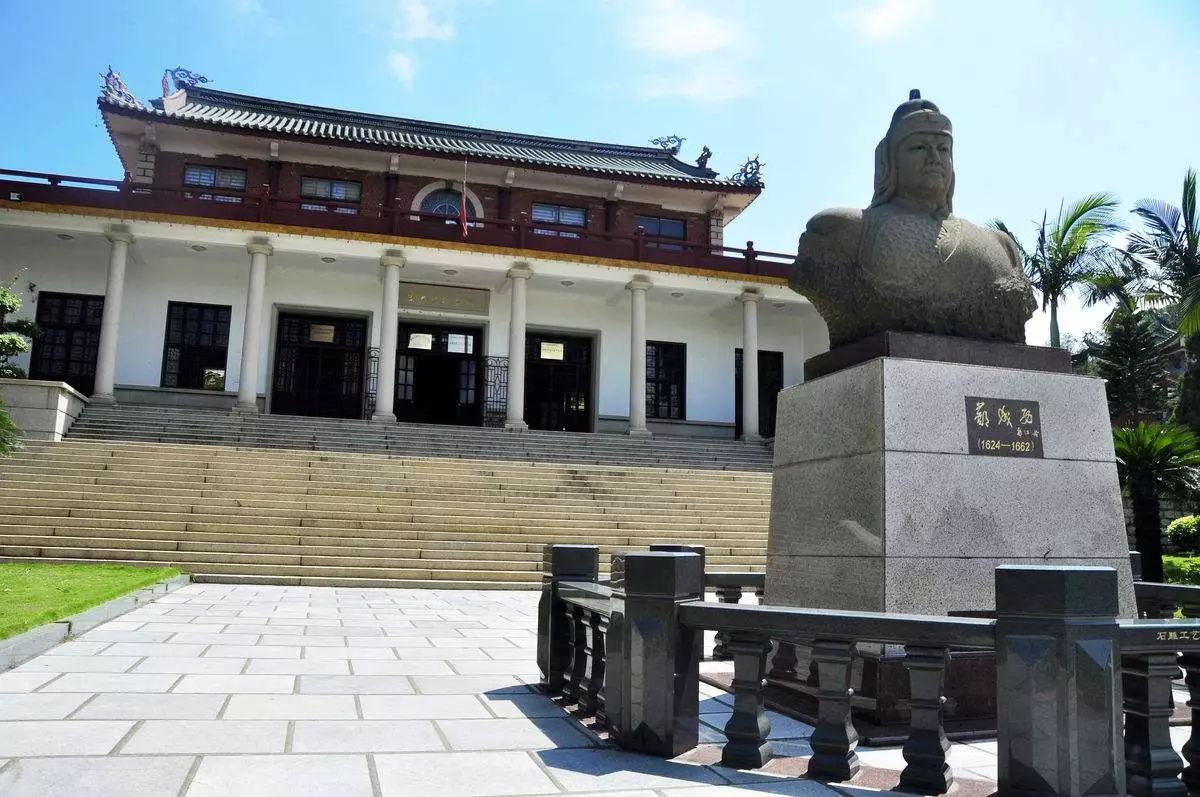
[399,283,489,316]
[309,324,336,343]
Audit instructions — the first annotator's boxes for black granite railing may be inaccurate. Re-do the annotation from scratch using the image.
[538,544,1200,795]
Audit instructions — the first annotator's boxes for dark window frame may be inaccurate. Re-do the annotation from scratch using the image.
[160,301,233,391]
[645,340,687,421]
[634,214,687,251]
[28,291,105,395]
[532,202,587,238]
[183,164,247,204]
[300,176,363,215]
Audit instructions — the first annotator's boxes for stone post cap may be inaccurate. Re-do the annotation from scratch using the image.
[626,275,653,292]
[542,544,599,580]
[737,288,763,303]
[379,250,406,268]
[995,565,1120,619]
[104,224,135,245]
[246,238,274,257]
[621,551,703,599]
[508,262,533,280]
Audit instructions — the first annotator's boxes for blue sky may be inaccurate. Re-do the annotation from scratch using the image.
[2,0,1198,345]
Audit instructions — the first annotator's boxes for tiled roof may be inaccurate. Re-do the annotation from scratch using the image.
[100,87,751,190]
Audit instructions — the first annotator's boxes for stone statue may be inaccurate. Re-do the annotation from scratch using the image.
[790,91,1036,348]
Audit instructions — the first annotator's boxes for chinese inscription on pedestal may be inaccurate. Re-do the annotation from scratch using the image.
[964,396,1043,458]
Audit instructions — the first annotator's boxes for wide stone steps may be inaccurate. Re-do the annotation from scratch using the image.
[67,405,774,470]
[0,423,771,587]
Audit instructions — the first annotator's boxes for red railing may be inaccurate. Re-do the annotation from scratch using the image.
[0,169,793,279]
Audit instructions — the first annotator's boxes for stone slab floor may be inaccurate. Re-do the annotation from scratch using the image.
[0,581,1118,797]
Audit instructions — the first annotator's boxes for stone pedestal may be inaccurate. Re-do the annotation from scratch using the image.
[765,350,1135,725]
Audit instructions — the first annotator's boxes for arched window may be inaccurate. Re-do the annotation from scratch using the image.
[420,189,475,219]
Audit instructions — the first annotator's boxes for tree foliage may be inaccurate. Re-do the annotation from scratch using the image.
[1085,296,1176,425]
[1113,421,1200,582]
[0,276,32,456]
[991,194,1123,348]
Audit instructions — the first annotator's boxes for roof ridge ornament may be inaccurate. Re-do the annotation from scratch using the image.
[729,156,764,189]
[100,66,140,106]
[166,67,211,92]
[650,135,685,155]
[695,146,712,170]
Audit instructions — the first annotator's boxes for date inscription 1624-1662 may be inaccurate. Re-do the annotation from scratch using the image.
[964,396,1043,458]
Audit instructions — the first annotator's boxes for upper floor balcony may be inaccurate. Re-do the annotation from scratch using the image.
[0,169,793,280]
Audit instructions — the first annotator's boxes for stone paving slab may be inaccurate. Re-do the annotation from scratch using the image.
[0,582,1017,796]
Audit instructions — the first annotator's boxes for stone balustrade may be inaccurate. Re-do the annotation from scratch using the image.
[537,543,1200,796]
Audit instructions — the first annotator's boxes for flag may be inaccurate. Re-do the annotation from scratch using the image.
[459,158,469,239]
[162,71,170,97]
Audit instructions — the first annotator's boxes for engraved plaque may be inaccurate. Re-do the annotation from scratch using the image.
[308,324,336,343]
[540,342,565,361]
[965,396,1043,458]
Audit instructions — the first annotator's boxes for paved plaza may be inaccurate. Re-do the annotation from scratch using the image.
[1,584,1011,795]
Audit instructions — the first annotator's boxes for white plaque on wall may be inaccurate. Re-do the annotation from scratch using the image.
[399,283,489,316]
[540,342,565,361]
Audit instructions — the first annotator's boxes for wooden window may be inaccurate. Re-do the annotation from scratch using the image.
[28,292,104,395]
[183,165,246,203]
[161,302,232,390]
[300,177,361,215]
[532,203,586,238]
[635,214,686,250]
[645,340,686,420]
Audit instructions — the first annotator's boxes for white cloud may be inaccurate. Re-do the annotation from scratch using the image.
[843,0,932,41]
[621,0,739,60]
[395,0,456,41]
[387,51,417,90]
[639,65,750,104]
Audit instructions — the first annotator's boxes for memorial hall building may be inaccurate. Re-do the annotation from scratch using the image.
[0,70,827,440]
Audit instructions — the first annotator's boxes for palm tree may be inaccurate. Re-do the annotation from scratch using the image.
[1086,295,1176,425]
[1113,422,1200,583]
[993,193,1123,348]
[1124,170,1200,431]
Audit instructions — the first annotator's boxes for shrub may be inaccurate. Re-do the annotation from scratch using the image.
[1167,515,1200,552]
[1164,555,1200,586]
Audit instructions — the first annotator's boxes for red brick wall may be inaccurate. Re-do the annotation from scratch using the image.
[155,154,707,243]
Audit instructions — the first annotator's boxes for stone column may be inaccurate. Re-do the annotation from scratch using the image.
[505,263,533,430]
[626,275,653,437]
[235,239,272,414]
[995,566,1124,795]
[91,225,134,405]
[738,288,762,441]
[372,250,405,422]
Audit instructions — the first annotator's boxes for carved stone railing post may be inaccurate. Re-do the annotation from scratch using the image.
[898,644,952,795]
[606,554,627,741]
[1124,651,1186,796]
[589,612,608,726]
[768,641,799,681]
[995,566,1124,796]
[612,551,704,757]
[1181,652,1200,791]
[564,605,588,709]
[807,638,859,782]
[537,544,599,694]
[720,630,773,769]
[711,584,743,661]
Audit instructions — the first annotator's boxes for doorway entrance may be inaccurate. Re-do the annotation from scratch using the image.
[525,332,593,432]
[28,292,104,395]
[735,349,784,438]
[271,313,368,418]
[394,322,484,426]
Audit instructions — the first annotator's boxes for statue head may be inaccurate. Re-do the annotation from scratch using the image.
[870,90,954,216]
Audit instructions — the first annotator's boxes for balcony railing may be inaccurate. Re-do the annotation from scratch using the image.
[0,169,793,279]
[539,543,1200,795]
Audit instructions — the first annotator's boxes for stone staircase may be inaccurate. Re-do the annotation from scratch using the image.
[0,406,773,588]
[68,405,775,470]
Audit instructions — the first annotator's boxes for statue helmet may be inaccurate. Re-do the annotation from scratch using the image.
[870,89,954,213]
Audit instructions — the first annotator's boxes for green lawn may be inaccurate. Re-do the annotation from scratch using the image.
[0,562,181,640]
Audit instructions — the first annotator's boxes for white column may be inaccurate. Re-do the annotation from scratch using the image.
[505,263,533,430]
[91,225,134,404]
[626,275,653,437]
[235,239,272,413]
[738,288,763,441]
[373,250,405,422]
